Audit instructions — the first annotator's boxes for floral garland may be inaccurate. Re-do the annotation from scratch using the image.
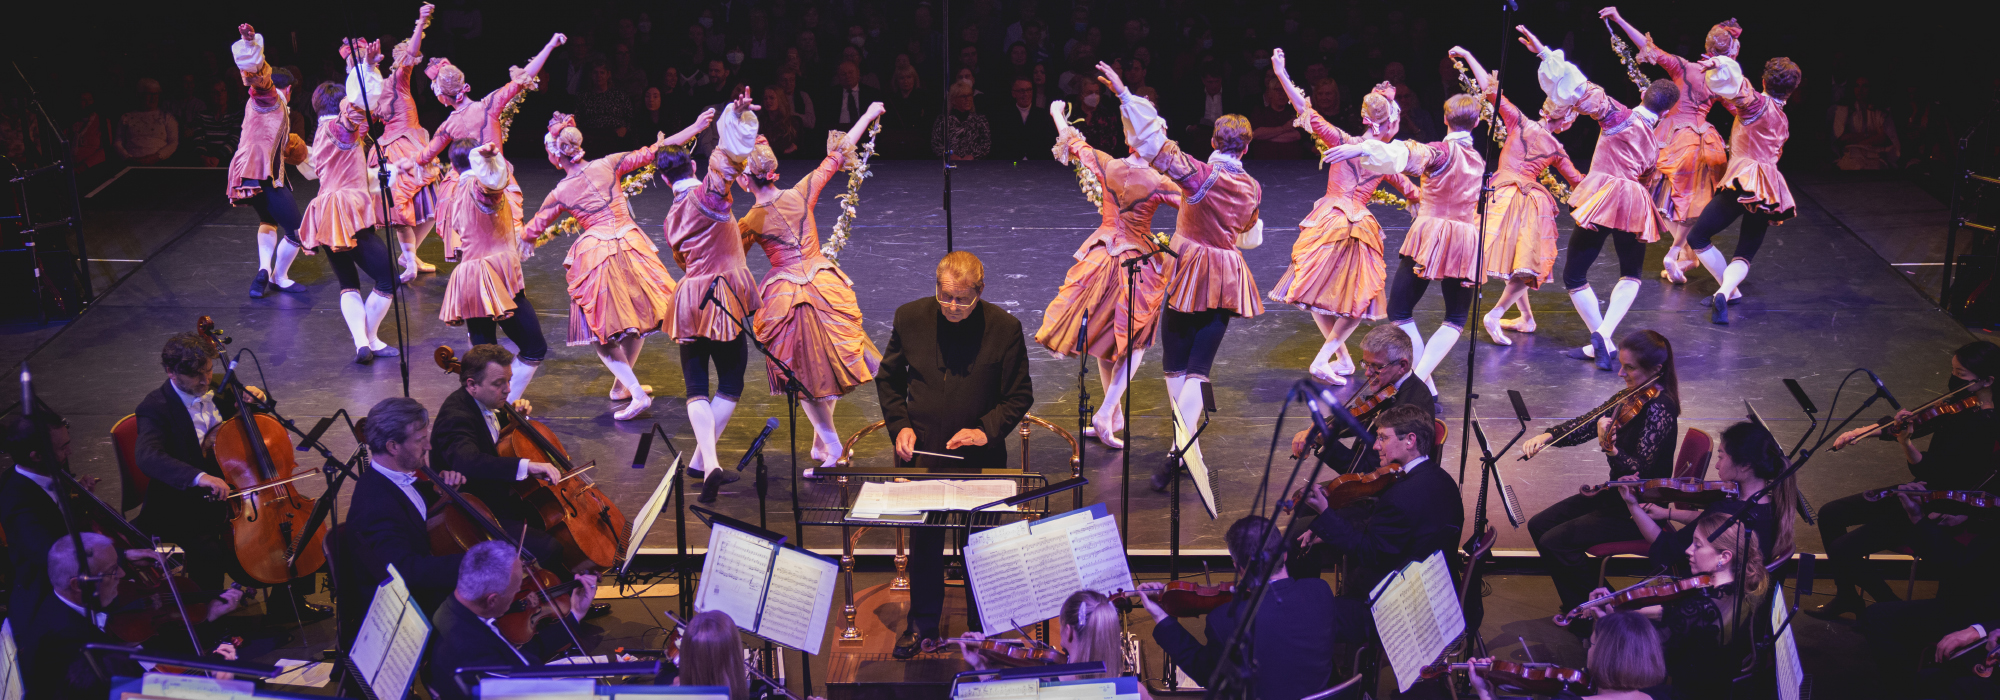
[1072,160,1104,208]
[535,163,658,248]
[1607,27,1652,92]
[1369,188,1410,210]
[823,122,882,263]
[1451,56,1506,144]
[496,71,541,146]
[1539,169,1573,205]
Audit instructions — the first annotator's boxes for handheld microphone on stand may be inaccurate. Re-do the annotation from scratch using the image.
[1864,369,1903,411]
[1146,231,1182,259]
[699,276,724,310]
[1298,379,1372,451]
[736,418,781,472]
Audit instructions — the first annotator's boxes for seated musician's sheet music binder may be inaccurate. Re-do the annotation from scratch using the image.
[346,564,433,700]
[692,507,840,655]
[0,620,20,700]
[962,504,1135,634]
[1367,550,1465,692]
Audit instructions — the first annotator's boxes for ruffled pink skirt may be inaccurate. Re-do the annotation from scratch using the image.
[1569,174,1663,242]
[1398,216,1482,281]
[753,267,879,398]
[562,228,679,346]
[1720,160,1797,221]
[1162,238,1263,317]
[675,267,764,343]
[1267,214,1386,318]
[439,252,525,324]
[298,188,383,250]
[1652,127,1727,223]
[1482,183,1561,286]
[1036,239,1168,361]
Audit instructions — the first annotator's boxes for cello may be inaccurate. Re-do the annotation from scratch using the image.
[196,316,328,585]
[434,346,630,571]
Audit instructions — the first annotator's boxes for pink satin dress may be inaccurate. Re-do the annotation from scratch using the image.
[1269,108,1418,316]
[738,151,881,398]
[665,150,761,343]
[298,105,384,251]
[1482,96,1583,286]
[1398,139,1485,281]
[1035,130,1179,362]
[524,146,681,346]
[1148,142,1263,316]
[1639,41,1728,223]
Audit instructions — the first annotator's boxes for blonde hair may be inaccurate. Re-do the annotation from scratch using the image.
[1059,591,1122,679]
[949,79,976,99]
[1210,113,1251,155]
[1705,19,1742,58]
[743,140,780,182]
[1695,510,1767,599]
[936,250,985,292]
[552,126,586,164]
[678,611,748,700]
[431,62,467,98]
[1442,93,1481,131]
[1361,83,1397,129]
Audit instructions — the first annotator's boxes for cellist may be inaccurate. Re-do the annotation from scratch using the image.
[428,344,576,585]
[132,331,327,621]
[343,397,472,618]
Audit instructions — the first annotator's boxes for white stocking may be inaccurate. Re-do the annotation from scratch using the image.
[1095,351,1140,427]
[507,359,538,404]
[1717,259,1751,298]
[1172,377,1208,474]
[273,238,303,288]
[338,291,370,348]
[1414,325,1461,388]
[1330,316,1362,373]
[256,225,278,272]
[1597,279,1642,344]
[686,398,719,475]
[363,292,394,350]
[1396,321,1426,369]
[1568,286,1606,357]
[595,344,646,402]
[803,397,844,464]
[616,335,649,397]
[1308,315,1340,377]
[1694,246,1730,287]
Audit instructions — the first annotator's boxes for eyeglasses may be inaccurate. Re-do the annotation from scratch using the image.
[1361,358,1406,373]
[936,285,979,310]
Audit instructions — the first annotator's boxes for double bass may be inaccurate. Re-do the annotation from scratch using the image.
[196,316,328,585]
[433,346,631,571]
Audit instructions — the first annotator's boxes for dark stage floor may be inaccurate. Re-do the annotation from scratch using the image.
[1,158,1985,698]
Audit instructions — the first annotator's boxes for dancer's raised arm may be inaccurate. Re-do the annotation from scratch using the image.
[839,102,886,153]
[664,108,717,148]
[1270,49,1311,114]
[1448,46,1494,95]
[1098,60,1169,164]
[407,4,434,58]
[520,32,567,84]
[1598,7,1648,49]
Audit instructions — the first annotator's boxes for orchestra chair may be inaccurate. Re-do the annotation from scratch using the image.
[1583,428,1713,589]
[835,413,1081,590]
[110,413,150,514]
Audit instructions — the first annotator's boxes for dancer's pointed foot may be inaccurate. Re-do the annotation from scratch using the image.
[1500,317,1537,333]
[608,383,654,402]
[416,259,437,273]
[1482,315,1512,346]
[1309,363,1348,386]
[1662,254,1689,284]
[1092,414,1124,450]
[614,394,653,421]
[1331,353,1355,376]
[1711,293,1730,325]
[1591,333,1615,371]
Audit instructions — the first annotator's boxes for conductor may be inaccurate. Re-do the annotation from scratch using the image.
[876,251,1034,657]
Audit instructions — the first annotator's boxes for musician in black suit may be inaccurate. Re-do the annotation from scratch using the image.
[427,540,597,700]
[16,534,144,698]
[429,344,573,582]
[876,251,1034,657]
[1286,323,1437,477]
[342,397,470,624]
[132,332,326,620]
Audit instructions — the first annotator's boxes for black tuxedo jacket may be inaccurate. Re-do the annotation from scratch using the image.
[877,298,1034,470]
[344,464,464,616]
[426,596,572,700]
[132,378,240,536]
[987,103,1058,161]
[431,387,534,523]
[1308,457,1464,597]
[16,590,142,699]
[1,467,67,623]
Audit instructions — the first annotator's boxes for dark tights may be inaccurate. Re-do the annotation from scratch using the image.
[466,291,549,362]
[1562,227,1646,289]
[1160,308,1233,379]
[1686,187,1777,262]
[242,177,302,245]
[1386,255,1473,326]
[679,333,749,400]
[326,228,397,295]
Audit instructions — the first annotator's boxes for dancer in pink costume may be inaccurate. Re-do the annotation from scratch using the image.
[227,24,307,299]
[344,4,446,282]
[1685,53,1802,325]
[297,83,398,365]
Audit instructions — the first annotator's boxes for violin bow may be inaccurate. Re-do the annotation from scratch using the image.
[515,523,590,655]
[1839,377,1992,445]
[1533,372,1663,458]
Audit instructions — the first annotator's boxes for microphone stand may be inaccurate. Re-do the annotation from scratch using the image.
[1076,308,1091,511]
[940,0,954,253]
[8,59,91,307]
[341,33,412,397]
[702,282,804,552]
[1119,243,1174,547]
[1456,0,1516,487]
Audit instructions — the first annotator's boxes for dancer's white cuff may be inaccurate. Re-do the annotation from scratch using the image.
[1705,56,1747,98]
[345,63,387,113]
[233,34,266,73]
[718,103,759,159]
[1536,48,1588,107]
[1351,140,1411,176]
[1117,92,1168,162]
[1236,218,1264,250]
[469,147,510,189]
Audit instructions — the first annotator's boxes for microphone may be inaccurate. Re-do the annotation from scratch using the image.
[1865,369,1903,412]
[1783,378,1817,415]
[1146,231,1182,259]
[699,276,724,310]
[20,363,31,419]
[734,418,781,472]
[1299,379,1372,449]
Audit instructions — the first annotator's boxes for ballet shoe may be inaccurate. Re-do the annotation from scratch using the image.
[1331,354,1355,376]
[272,279,309,294]
[614,394,653,421]
[353,347,375,365]
[250,270,270,299]
[1083,426,1097,437]
[1661,255,1688,284]
[1562,346,1594,363]
[1309,364,1348,386]
[1482,315,1512,346]
[1500,316,1537,333]
[1710,294,1730,325]
[368,345,401,358]
[398,266,419,284]
[1591,333,1615,371]
[416,259,437,273]
[609,383,655,402]
[1092,414,1124,450]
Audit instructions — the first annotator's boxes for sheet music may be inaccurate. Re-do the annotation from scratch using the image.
[967,507,1132,633]
[847,480,1019,520]
[758,547,840,654]
[695,525,777,630]
[0,620,20,700]
[1773,589,1804,700]
[346,565,430,700]
[1368,550,1463,692]
[624,454,682,568]
[376,597,430,700]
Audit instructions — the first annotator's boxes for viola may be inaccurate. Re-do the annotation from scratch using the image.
[1420,660,1590,696]
[1346,381,1399,418]
[435,346,630,571]
[196,316,328,585]
[1862,488,2000,511]
[1579,478,1741,505]
[1111,581,1236,618]
[1554,574,1717,626]
[1833,379,1994,451]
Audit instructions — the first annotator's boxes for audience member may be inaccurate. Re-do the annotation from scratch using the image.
[114,78,177,166]
[1248,76,1304,159]
[576,62,634,156]
[1072,78,1123,155]
[826,61,882,135]
[66,91,110,173]
[988,78,1056,161]
[932,80,990,160]
[882,65,935,158]
[762,86,809,158]
[1833,76,1900,170]
[609,44,649,102]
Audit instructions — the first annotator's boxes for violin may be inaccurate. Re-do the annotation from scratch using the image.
[1862,488,2000,512]
[1599,384,1663,454]
[1525,374,1663,461]
[1579,478,1741,505]
[1111,581,1237,618]
[1346,380,1398,418]
[925,636,1069,666]
[1833,379,1994,451]
[435,346,630,572]
[1293,463,1408,512]
[1420,660,1590,696]
[196,316,328,585]
[1554,574,1718,626]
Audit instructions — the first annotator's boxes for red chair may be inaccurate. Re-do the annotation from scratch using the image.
[1584,428,1715,588]
[110,414,150,515]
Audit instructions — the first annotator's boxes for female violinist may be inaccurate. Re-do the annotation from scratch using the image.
[1464,611,1670,700]
[1813,340,1999,620]
[1619,422,1797,571]
[1573,511,1767,697]
[958,590,1150,697]
[1520,330,1680,617]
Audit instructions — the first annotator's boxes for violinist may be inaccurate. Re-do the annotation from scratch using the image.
[1924,621,2000,699]
[16,535,238,697]
[1465,611,1670,700]
[663,610,794,699]
[2,411,86,624]
[1521,330,1679,617]
[1287,324,1438,474]
[344,397,472,617]
[133,332,328,621]
[958,590,1147,696]
[1299,404,1466,602]
[426,539,599,700]
[1574,511,1767,697]
[430,344,572,575]
[1618,422,1796,570]
[1140,516,1349,700]
[1813,340,2000,620]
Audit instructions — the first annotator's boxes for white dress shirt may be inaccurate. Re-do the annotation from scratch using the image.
[169,380,223,487]
[1202,92,1225,123]
[371,459,430,517]
[58,591,111,631]
[472,397,534,480]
